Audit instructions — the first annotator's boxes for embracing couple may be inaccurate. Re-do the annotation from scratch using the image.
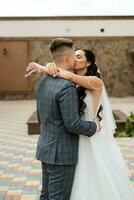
[26,38,134,200]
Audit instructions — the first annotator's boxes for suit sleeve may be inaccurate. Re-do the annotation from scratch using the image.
[58,83,97,137]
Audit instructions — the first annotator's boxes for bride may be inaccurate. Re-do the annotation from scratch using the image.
[25,49,134,199]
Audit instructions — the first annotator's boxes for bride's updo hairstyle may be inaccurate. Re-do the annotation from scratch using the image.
[76,49,103,120]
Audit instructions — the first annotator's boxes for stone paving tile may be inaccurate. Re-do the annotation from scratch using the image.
[0,100,134,199]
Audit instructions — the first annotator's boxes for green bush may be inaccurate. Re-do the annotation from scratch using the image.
[125,112,134,137]
[115,112,134,137]
[114,130,129,137]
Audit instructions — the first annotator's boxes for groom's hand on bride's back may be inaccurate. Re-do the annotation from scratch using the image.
[94,117,101,132]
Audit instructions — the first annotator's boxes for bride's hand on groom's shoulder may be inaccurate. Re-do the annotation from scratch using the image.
[47,64,73,80]
[94,117,101,132]
[46,63,59,77]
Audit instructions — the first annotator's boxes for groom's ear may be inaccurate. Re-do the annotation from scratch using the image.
[65,53,70,63]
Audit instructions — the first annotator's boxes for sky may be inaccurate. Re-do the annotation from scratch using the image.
[0,0,133,16]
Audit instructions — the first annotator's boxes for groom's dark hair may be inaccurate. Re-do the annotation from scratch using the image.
[49,38,74,61]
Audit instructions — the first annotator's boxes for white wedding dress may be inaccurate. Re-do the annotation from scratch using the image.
[70,87,134,200]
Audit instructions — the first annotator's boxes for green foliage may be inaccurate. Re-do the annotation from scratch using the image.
[115,112,134,137]
[114,131,128,137]
[125,112,134,137]
[129,112,134,120]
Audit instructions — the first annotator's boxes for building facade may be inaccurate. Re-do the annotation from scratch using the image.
[0,16,134,97]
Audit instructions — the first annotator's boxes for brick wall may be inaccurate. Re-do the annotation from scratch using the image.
[28,38,134,97]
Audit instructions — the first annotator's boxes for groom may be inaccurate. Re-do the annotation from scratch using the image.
[36,38,101,200]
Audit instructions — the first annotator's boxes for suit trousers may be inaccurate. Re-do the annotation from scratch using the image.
[40,162,76,200]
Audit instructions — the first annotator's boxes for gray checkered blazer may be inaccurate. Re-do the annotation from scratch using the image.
[36,75,97,165]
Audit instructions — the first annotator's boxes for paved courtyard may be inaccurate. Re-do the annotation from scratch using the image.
[0,99,134,200]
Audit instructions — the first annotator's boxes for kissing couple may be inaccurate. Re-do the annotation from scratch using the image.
[25,38,134,200]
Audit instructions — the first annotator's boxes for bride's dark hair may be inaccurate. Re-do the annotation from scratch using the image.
[76,49,103,121]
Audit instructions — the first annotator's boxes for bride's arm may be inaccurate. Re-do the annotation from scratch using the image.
[70,74,102,90]
[58,69,103,90]
[25,62,103,90]
[25,62,102,115]
[57,69,103,115]
[25,62,58,77]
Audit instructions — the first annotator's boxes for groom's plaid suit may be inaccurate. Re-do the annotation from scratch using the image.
[36,75,97,200]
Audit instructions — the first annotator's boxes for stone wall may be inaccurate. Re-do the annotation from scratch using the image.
[29,38,134,97]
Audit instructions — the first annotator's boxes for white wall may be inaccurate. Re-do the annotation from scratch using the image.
[0,19,134,37]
